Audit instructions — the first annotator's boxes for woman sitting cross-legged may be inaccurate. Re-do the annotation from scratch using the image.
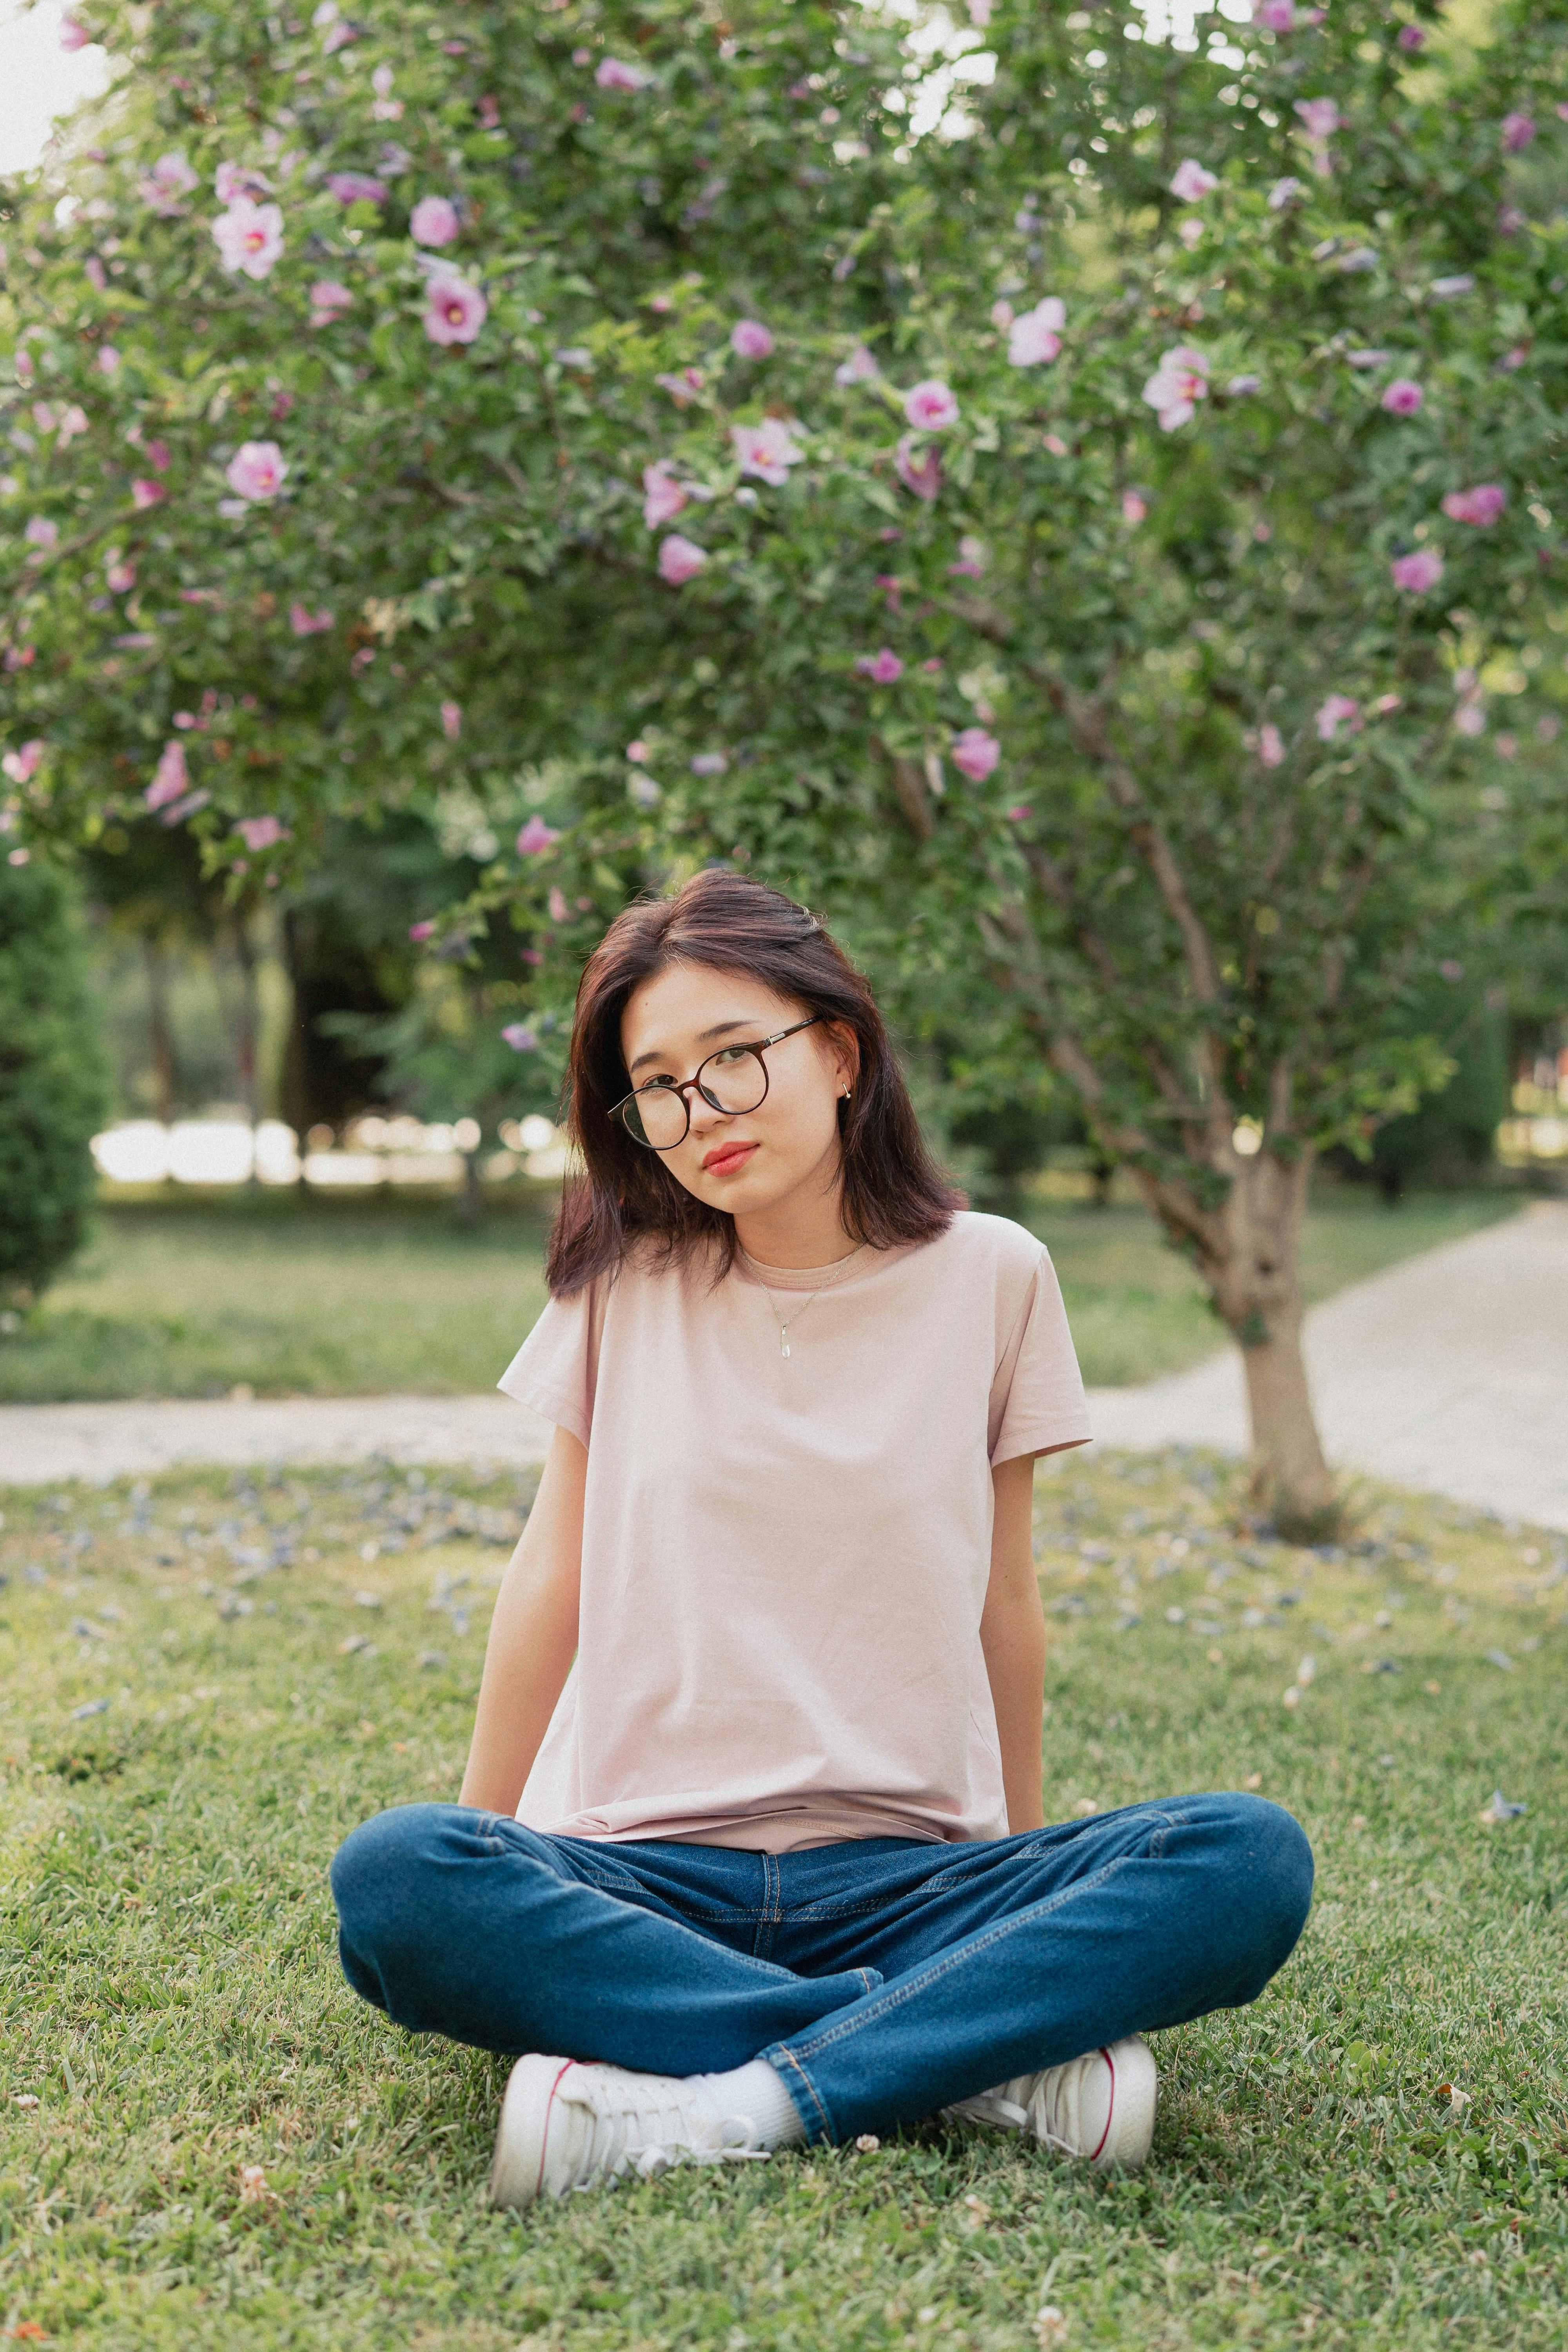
[330,869,1313,2205]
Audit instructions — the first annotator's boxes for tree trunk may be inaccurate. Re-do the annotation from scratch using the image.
[1134,1142,1339,1538]
[143,938,178,1125]
[230,913,261,1132]
[457,1147,485,1226]
[1199,1147,1338,1539]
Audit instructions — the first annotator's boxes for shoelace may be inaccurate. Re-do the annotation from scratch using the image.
[566,2077,769,2187]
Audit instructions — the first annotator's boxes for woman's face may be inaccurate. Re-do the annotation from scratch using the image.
[617,961,858,1221]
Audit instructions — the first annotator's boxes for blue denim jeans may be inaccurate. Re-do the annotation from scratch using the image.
[330,1792,1312,2146]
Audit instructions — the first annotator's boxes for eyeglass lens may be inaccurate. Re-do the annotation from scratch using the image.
[622,1045,767,1148]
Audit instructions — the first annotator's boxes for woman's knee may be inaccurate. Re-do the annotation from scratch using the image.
[1213,1793,1315,1967]
[330,1802,469,1951]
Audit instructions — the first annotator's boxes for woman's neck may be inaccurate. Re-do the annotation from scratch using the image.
[733,1191,860,1271]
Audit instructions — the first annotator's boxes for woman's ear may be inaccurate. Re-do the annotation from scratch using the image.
[826,1020,860,1096]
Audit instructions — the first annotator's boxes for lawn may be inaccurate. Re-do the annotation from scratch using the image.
[1,1450,1564,2350]
[0,1182,1521,1403]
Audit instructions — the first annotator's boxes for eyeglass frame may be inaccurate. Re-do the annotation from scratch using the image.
[609,1015,825,1151]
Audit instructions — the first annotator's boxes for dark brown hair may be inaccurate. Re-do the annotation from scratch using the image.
[545,868,963,1296]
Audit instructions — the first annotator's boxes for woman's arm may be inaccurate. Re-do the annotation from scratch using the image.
[458,1423,587,1814]
[980,1451,1048,1835]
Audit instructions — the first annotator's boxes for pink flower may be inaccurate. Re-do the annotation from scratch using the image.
[1268,176,1303,209]
[24,517,58,550]
[326,172,388,205]
[409,920,437,944]
[658,534,708,584]
[1442,484,1506,526]
[60,14,92,50]
[731,419,802,486]
[1142,345,1209,431]
[225,441,287,501]
[236,815,288,851]
[140,151,199,212]
[655,367,706,405]
[595,56,650,90]
[105,551,135,592]
[1501,112,1535,154]
[2,739,45,784]
[211,198,285,280]
[145,741,189,810]
[1004,802,1032,822]
[1007,297,1065,367]
[951,727,1000,782]
[423,276,487,345]
[1397,23,1425,49]
[1252,0,1296,27]
[902,379,960,431]
[626,739,650,762]
[516,816,562,854]
[642,463,688,527]
[441,699,462,740]
[56,404,87,446]
[1391,547,1443,592]
[1294,98,1341,140]
[730,319,775,359]
[548,884,570,922]
[835,344,880,386]
[83,255,107,290]
[690,751,728,776]
[214,161,271,204]
[1380,377,1424,415]
[1258,723,1285,768]
[948,534,988,576]
[502,1023,539,1051]
[309,279,353,328]
[1170,159,1219,202]
[894,435,942,501]
[96,344,120,374]
[289,601,334,635]
[1315,693,1360,742]
[1122,490,1148,523]
[410,194,460,248]
[147,440,172,473]
[856,648,905,684]
[131,477,165,508]
[1454,702,1486,737]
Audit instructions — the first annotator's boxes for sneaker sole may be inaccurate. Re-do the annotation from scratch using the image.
[1091,2037,1158,2172]
[489,2053,577,2210]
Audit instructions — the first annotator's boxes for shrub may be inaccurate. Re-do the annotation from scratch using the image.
[0,858,109,1309]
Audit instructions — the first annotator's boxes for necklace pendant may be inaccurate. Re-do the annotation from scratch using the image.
[780,1336,791,1357]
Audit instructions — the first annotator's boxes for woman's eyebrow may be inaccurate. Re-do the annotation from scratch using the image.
[627,1017,754,1077]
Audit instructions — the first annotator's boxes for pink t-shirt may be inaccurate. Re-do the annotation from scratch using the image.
[496,1210,1091,1853]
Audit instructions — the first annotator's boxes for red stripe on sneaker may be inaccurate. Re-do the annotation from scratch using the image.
[1089,2047,1114,2163]
[536,2060,575,2201]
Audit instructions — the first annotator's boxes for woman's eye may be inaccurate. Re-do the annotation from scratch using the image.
[641,1076,678,1093]
[710,1045,752,1068]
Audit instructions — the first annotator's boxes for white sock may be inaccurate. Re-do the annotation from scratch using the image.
[688,2057,807,2148]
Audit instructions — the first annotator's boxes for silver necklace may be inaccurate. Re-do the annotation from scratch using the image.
[746,1243,866,1357]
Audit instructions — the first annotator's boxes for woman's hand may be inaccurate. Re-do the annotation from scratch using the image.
[458,1423,587,1815]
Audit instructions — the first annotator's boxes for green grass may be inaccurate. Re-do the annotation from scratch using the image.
[0,1183,1521,1403]
[2,1451,1564,2350]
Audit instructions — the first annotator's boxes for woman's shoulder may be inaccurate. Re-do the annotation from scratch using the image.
[931,1208,1050,1281]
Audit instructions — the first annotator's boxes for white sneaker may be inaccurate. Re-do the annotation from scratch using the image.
[941,2036,1157,2172]
[489,2054,771,2208]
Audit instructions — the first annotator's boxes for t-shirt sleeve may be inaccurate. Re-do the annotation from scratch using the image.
[987,1244,1092,1465]
[496,1279,604,1450]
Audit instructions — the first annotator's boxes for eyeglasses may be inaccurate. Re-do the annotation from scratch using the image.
[610,1016,822,1151]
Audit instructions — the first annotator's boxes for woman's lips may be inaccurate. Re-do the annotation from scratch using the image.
[702,1141,758,1176]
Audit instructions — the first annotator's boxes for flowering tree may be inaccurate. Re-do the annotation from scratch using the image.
[5,0,1567,1527]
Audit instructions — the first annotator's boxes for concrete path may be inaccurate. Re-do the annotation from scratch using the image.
[1087,1200,1568,1532]
[1,1203,1563,1528]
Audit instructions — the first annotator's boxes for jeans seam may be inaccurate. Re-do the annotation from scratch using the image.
[771,2045,833,2141]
